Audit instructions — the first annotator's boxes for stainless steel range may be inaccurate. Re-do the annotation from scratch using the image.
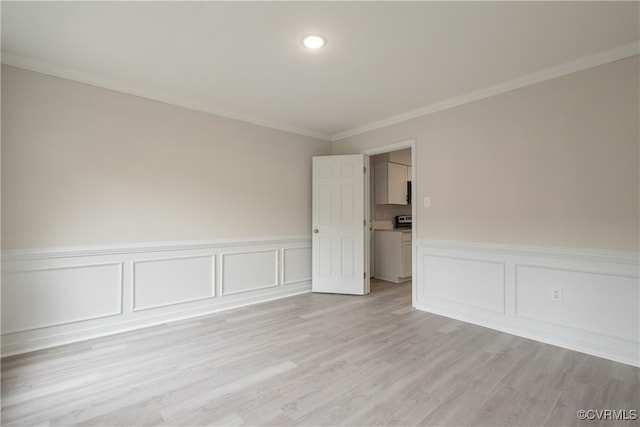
[394,215,412,229]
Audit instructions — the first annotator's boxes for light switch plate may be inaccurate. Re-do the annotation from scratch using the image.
[424,196,431,208]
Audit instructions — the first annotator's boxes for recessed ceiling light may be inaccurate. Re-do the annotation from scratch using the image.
[302,34,326,49]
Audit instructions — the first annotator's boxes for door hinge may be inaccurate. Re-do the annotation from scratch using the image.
[364,272,366,279]
[364,166,367,173]
[363,219,366,226]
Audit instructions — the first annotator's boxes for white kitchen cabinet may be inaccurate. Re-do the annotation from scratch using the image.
[375,162,409,205]
[374,230,412,283]
[402,238,412,278]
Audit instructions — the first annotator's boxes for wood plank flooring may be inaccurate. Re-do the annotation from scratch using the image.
[2,280,639,426]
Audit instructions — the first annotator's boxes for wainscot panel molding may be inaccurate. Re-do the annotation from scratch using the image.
[133,255,215,311]
[221,250,279,296]
[282,247,312,285]
[1,237,312,356]
[415,239,640,367]
[1,263,123,334]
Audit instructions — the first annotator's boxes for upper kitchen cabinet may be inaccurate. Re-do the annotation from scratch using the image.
[375,162,409,205]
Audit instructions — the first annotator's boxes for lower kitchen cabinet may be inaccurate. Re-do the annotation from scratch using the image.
[374,230,412,283]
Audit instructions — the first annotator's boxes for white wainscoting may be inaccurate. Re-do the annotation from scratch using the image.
[1,237,312,356]
[1,263,123,333]
[415,240,640,367]
[221,250,278,295]
[282,247,312,285]
[421,255,505,314]
[133,255,215,311]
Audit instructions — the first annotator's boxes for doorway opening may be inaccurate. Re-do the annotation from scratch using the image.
[363,140,415,302]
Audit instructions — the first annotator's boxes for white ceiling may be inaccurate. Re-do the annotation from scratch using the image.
[2,1,639,141]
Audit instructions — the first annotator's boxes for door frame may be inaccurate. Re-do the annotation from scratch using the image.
[361,139,416,306]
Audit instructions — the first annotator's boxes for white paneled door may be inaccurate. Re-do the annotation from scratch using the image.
[312,155,368,295]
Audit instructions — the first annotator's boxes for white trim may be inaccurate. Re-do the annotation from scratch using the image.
[1,282,311,358]
[332,41,640,141]
[1,260,124,275]
[361,139,417,306]
[1,237,312,356]
[414,299,639,368]
[421,255,507,314]
[415,240,640,367]
[1,262,124,334]
[131,255,217,312]
[3,43,638,143]
[513,264,637,342]
[1,235,311,261]
[415,239,639,266]
[0,52,331,141]
[361,139,415,156]
[281,246,313,286]
[220,249,280,296]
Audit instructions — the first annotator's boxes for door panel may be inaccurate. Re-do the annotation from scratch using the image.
[312,154,366,295]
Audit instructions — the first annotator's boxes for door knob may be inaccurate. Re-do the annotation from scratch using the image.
[313,229,319,234]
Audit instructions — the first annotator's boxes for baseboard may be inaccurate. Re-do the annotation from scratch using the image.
[1,237,312,357]
[414,239,639,367]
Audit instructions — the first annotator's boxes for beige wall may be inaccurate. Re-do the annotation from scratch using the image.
[1,65,331,250]
[4,57,638,252]
[333,56,639,252]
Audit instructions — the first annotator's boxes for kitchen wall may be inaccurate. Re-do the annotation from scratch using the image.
[2,65,331,250]
[333,56,639,252]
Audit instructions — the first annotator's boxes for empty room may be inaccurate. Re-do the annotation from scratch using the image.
[1,1,639,426]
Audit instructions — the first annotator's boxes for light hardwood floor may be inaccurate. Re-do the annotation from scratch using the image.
[2,280,639,426]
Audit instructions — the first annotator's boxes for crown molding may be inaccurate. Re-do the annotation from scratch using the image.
[3,41,638,144]
[0,52,332,142]
[331,41,640,142]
